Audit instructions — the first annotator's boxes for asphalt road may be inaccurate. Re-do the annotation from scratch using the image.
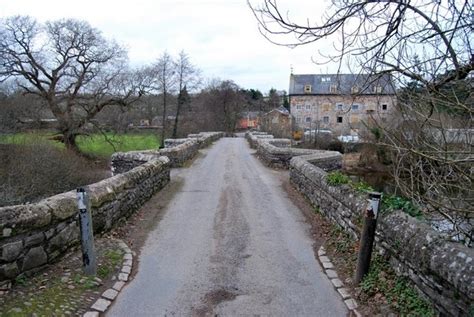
[107,137,347,316]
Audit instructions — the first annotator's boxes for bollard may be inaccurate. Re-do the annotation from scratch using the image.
[77,187,97,275]
[354,191,382,285]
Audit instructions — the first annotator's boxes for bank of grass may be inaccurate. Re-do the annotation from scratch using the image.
[0,131,160,157]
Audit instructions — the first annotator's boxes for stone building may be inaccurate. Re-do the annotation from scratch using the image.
[289,73,396,135]
[260,106,292,138]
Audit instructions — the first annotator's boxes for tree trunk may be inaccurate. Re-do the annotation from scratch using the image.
[63,131,80,154]
[172,100,182,138]
[160,91,167,149]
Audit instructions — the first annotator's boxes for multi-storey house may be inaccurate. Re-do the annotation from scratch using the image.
[289,73,396,135]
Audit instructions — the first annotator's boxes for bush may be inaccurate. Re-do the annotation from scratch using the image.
[326,171,351,186]
[0,140,109,206]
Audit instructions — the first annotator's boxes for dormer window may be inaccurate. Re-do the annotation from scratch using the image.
[304,84,312,93]
[351,86,359,94]
[330,85,337,93]
[373,86,383,93]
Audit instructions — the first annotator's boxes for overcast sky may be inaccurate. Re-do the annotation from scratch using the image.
[1,0,340,93]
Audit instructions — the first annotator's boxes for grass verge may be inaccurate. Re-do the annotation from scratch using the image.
[0,131,160,157]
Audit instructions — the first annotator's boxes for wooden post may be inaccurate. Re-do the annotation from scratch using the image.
[354,191,382,285]
[77,187,97,275]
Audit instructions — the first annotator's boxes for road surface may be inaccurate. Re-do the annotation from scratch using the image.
[108,137,347,316]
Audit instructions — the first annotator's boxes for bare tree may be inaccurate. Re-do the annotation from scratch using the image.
[204,79,245,133]
[249,0,473,244]
[0,16,144,153]
[150,52,176,148]
[172,50,200,138]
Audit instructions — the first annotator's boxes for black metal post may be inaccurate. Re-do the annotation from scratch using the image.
[77,187,97,275]
[354,191,382,285]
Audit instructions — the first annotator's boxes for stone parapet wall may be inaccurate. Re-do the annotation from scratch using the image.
[255,138,341,169]
[245,132,274,149]
[188,132,224,149]
[112,132,224,174]
[289,155,474,316]
[0,157,170,284]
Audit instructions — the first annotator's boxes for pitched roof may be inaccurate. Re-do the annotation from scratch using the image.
[264,106,290,117]
[289,73,396,95]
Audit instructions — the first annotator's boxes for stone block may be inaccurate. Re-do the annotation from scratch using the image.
[45,192,77,221]
[24,232,45,248]
[83,312,100,317]
[121,265,131,274]
[337,287,351,299]
[102,288,119,300]
[326,269,339,279]
[0,262,19,279]
[2,228,12,238]
[331,278,343,288]
[322,261,334,269]
[91,298,111,312]
[112,281,125,291]
[48,222,79,252]
[344,298,358,310]
[0,240,23,262]
[22,246,47,271]
[118,273,129,281]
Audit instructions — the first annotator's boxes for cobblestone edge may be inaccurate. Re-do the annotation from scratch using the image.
[83,239,133,317]
[317,246,362,316]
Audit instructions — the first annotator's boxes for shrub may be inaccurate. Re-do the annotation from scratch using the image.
[0,139,108,206]
[326,171,351,186]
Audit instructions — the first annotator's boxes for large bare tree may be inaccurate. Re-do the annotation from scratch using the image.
[150,52,176,148]
[172,50,200,138]
[249,0,473,244]
[0,16,143,153]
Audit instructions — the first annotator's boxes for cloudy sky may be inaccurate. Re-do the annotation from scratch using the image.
[1,0,339,93]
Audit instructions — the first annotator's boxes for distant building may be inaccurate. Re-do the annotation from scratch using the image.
[289,73,396,135]
[237,111,261,130]
[260,106,292,138]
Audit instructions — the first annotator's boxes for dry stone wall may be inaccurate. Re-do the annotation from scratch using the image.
[0,157,170,284]
[290,154,474,316]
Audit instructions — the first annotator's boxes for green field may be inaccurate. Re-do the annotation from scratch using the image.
[0,132,160,157]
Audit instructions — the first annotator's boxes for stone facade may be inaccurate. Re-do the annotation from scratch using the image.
[260,108,292,138]
[290,94,395,135]
[289,154,474,316]
[0,157,170,283]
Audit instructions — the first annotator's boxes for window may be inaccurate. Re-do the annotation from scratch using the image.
[305,104,311,110]
[305,117,312,123]
[382,104,388,110]
[323,116,329,123]
[330,85,338,93]
[336,104,344,111]
[337,116,343,123]
[351,104,359,111]
[296,117,302,123]
[304,85,312,93]
[366,109,375,114]
[321,76,331,82]
[373,86,383,93]
[351,86,359,94]
[296,105,302,110]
